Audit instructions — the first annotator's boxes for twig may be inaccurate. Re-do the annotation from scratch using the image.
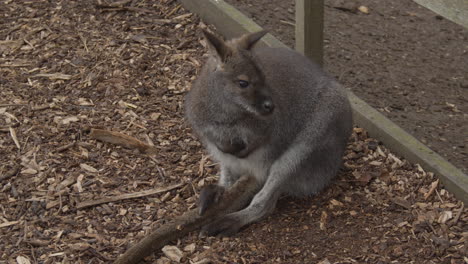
[280,20,295,26]
[424,179,439,200]
[9,127,21,150]
[0,104,28,107]
[114,175,258,264]
[31,104,51,111]
[0,64,31,67]
[0,221,20,228]
[89,128,157,154]
[164,4,181,18]
[450,202,464,226]
[56,142,76,153]
[76,183,183,209]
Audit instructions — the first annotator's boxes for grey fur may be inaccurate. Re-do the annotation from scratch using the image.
[185,30,353,236]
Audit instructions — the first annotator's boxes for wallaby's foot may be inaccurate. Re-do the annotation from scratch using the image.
[201,213,244,237]
[198,184,225,215]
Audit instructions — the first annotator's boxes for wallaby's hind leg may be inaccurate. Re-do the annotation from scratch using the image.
[202,141,310,236]
[283,149,343,197]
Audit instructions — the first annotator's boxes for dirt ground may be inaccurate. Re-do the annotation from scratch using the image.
[224,0,468,174]
[0,1,467,264]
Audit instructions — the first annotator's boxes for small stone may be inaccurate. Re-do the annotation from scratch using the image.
[136,86,150,96]
[367,140,378,150]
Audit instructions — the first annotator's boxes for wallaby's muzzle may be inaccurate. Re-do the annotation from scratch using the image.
[257,97,275,116]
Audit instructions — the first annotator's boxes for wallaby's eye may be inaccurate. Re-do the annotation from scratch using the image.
[238,80,249,88]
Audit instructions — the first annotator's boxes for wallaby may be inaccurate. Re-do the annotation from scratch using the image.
[185,29,353,236]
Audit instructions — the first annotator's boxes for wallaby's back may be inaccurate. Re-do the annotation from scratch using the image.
[251,47,352,156]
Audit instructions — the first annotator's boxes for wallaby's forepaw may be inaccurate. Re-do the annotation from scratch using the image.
[201,213,244,237]
[198,184,225,215]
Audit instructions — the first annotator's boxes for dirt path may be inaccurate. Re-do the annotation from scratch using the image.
[0,1,466,263]
[225,0,468,174]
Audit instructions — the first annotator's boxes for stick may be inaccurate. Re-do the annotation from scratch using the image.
[89,128,157,154]
[0,221,20,228]
[424,179,439,200]
[0,104,28,107]
[56,142,76,152]
[450,202,464,225]
[114,175,258,264]
[76,183,183,209]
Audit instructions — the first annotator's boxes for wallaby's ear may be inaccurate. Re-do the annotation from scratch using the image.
[202,29,232,63]
[236,30,268,50]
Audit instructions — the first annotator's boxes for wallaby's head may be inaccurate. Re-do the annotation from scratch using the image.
[202,29,274,116]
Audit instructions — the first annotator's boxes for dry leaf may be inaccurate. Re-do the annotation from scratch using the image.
[16,256,31,264]
[150,112,161,120]
[21,168,37,175]
[330,199,344,207]
[317,258,331,264]
[131,34,147,44]
[77,97,94,106]
[162,245,183,262]
[69,242,91,251]
[391,197,411,210]
[80,163,98,173]
[9,127,21,150]
[183,243,196,253]
[54,116,79,125]
[438,211,453,224]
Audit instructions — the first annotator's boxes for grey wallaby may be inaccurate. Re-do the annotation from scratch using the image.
[185,29,353,236]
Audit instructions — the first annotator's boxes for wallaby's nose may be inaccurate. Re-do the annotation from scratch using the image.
[261,99,275,114]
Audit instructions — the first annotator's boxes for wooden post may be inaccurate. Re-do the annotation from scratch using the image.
[295,0,324,66]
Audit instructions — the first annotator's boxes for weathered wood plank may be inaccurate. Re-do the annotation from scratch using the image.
[413,0,468,28]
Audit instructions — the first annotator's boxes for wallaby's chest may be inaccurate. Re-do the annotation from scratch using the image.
[207,142,270,183]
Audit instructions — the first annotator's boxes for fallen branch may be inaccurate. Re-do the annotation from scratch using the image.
[114,175,258,264]
[76,183,183,209]
[89,128,157,154]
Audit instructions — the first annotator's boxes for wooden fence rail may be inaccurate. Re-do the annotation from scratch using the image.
[295,0,468,66]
